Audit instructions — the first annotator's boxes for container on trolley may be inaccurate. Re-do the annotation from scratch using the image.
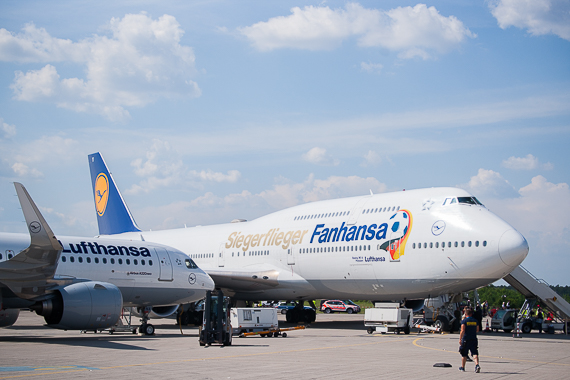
[364,303,412,334]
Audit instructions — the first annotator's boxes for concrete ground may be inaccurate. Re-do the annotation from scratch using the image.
[0,312,568,379]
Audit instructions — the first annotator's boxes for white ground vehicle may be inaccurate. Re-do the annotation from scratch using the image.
[491,308,517,333]
[364,303,412,334]
[230,308,278,336]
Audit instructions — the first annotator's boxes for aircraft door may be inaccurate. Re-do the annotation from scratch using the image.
[346,197,370,225]
[155,248,173,281]
[218,243,225,267]
[287,248,295,265]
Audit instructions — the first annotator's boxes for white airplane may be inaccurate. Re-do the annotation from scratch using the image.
[0,183,215,335]
[88,152,529,327]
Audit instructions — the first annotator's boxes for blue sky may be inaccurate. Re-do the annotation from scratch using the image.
[1,1,569,285]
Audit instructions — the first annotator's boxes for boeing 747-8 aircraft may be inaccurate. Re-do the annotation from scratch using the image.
[89,152,528,326]
[0,183,215,335]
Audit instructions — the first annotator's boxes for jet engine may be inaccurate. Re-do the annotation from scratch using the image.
[34,281,122,330]
[132,305,179,319]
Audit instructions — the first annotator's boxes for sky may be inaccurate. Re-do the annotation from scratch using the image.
[0,1,569,285]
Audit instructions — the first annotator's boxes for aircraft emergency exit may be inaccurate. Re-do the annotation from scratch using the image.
[89,152,529,324]
[0,183,215,335]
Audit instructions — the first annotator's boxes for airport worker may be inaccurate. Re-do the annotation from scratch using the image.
[536,306,544,333]
[459,307,481,373]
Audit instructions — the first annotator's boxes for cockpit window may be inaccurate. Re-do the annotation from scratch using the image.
[185,258,198,269]
[458,196,484,206]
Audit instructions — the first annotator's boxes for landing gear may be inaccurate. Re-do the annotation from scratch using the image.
[140,323,155,336]
[285,301,316,324]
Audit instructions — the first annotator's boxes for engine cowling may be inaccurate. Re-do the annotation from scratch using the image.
[36,281,122,330]
[0,309,19,327]
[130,305,179,319]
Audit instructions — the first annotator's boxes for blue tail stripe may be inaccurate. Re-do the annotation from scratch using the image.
[88,152,141,235]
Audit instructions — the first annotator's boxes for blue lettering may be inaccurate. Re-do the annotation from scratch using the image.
[336,222,348,242]
[118,246,130,256]
[346,226,357,242]
[356,225,367,241]
[318,228,329,243]
[129,247,140,256]
[140,247,151,257]
[376,223,388,240]
[310,224,325,243]
[108,245,118,255]
[366,224,377,240]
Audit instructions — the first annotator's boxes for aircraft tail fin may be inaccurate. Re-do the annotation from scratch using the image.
[88,152,141,235]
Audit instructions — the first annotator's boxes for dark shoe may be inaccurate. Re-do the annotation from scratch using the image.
[459,367,465,372]
[475,365,481,373]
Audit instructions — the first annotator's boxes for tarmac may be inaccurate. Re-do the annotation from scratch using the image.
[0,312,569,380]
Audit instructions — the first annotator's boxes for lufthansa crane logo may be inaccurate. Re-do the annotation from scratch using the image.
[29,221,41,234]
[188,273,196,285]
[94,173,109,217]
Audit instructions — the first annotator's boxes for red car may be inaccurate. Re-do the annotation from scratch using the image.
[320,300,361,314]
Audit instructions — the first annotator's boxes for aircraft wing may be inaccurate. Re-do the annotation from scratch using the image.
[0,183,63,300]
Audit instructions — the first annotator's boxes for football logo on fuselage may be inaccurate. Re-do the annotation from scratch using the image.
[94,173,109,216]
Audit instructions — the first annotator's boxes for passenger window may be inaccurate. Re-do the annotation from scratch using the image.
[62,256,66,262]
[468,241,472,247]
[103,258,107,264]
[448,242,451,248]
[413,243,416,249]
[111,258,115,264]
[149,260,153,266]
[418,243,421,249]
[118,259,123,264]
[133,259,137,265]
[435,242,439,248]
[126,259,130,265]
[70,256,75,263]
[454,242,458,247]
[475,241,479,247]
[429,242,433,248]
[483,241,487,247]
[95,257,99,264]
[86,257,91,263]
[461,241,465,247]
[141,259,145,265]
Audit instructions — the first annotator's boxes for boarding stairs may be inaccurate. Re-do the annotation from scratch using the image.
[504,265,570,320]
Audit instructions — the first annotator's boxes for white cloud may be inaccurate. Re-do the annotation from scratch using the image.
[11,162,42,178]
[502,154,553,170]
[302,147,340,166]
[238,3,475,59]
[360,62,383,74]
[360,150,382,167]
[460,168,518,199]
[485,176,570,279]
[3,13,201,121]
[126,139,241,194]
[134,173,387,229]
[1,118,16,139]
[489,0,570,41]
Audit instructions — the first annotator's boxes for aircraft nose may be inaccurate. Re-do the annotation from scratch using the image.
[201,272,216,291]
[498,229,529,267]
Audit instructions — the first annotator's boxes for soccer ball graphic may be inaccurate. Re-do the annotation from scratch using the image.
[379,210,412,261]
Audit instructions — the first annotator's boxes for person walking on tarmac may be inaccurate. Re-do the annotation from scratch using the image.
[459,307,481,373]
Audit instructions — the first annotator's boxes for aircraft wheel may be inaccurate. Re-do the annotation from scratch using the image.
[141,323,155,335]
[522,323,532,334]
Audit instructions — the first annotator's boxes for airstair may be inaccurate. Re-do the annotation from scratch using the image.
[504,265,570,320]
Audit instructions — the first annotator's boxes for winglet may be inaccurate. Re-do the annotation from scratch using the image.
[14,182,62,252]
[88,152,141,235]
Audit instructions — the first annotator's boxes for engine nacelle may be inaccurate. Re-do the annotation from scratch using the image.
[36,281,122,330]
[0,309,19,327]
[404,299,426,312]
[130,305,179,319]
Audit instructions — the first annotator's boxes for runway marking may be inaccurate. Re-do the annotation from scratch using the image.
[412,337,570,367]
[0,336,416,379]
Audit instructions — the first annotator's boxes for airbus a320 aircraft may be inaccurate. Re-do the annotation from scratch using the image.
[88,152,529,327]
[0,183,214,335]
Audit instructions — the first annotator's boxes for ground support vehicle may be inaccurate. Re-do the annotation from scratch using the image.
[491,308,517,333]
[364,303,412,334]
[230,307,278,336]
[238,325,306,338]
[199,290,232,346]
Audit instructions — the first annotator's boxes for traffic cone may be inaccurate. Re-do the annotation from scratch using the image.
[484,318,490,332]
